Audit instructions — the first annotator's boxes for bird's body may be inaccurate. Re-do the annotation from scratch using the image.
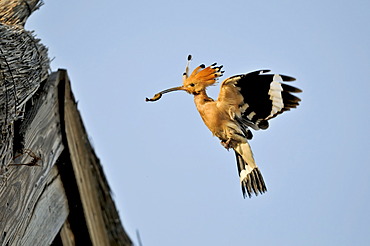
[194,92,231,141]
[194,91,245,148]
[146,55,301,198]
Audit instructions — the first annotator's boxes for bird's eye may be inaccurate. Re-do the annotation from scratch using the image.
[189,83,195,87]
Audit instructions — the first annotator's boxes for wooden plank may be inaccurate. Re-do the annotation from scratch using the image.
[61,70,109,246]
[20,166,69,245]
[0,72,65,245]
[61,70,132,245]
[0,69,132,245]
[54,149,93,245]
[60,220,76,246]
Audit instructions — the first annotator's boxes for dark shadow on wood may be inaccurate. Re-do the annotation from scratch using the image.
[54,150,92,245]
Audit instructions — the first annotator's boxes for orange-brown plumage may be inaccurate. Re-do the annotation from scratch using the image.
[146,56,301,198]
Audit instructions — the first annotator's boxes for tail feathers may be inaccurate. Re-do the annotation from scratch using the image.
[234,143,267,198]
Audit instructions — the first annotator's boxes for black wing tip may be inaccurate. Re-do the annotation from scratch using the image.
[260,69,271,74]
[281,83,302,93]
[280,74,296,81]
[229,69,271,80]
[251,69,272,75]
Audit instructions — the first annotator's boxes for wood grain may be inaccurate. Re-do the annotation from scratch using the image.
[0,70,132,245]
[0,72,65,245]
[20,166,69,245]
[62,69,132,245]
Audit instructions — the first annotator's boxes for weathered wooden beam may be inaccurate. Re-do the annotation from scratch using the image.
[59,220,76,246]
[0,71,65,245]
[20,166,69,245]
[60,69,132,246]
[0,69,132,245]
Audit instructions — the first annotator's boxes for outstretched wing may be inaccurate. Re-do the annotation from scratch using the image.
[218,69,302,130]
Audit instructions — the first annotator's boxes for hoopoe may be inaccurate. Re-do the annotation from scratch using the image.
[146,55,302,198]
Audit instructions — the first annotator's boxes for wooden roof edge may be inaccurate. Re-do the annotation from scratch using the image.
[55,69,132,246]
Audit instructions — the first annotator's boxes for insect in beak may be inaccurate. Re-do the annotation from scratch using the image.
[145,86,184,102]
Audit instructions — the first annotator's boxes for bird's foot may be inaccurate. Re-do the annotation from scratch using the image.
[221,139,232,150]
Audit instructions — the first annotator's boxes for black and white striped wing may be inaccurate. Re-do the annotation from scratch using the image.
[219,70,302,130]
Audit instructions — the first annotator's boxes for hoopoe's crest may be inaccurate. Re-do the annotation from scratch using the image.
[146,55,224,101]
[146,55,302,198]
[182,55,224,95]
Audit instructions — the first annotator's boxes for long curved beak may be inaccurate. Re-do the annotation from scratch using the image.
[146,86,184,102]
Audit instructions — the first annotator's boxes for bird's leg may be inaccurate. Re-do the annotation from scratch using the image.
[221,138,232,150]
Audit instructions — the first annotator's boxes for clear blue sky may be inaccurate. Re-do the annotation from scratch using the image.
[28,1,370,245]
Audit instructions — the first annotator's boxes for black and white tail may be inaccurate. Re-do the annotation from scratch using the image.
[234,142,267,198]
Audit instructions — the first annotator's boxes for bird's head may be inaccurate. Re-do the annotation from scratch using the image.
[146,55,224,102]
